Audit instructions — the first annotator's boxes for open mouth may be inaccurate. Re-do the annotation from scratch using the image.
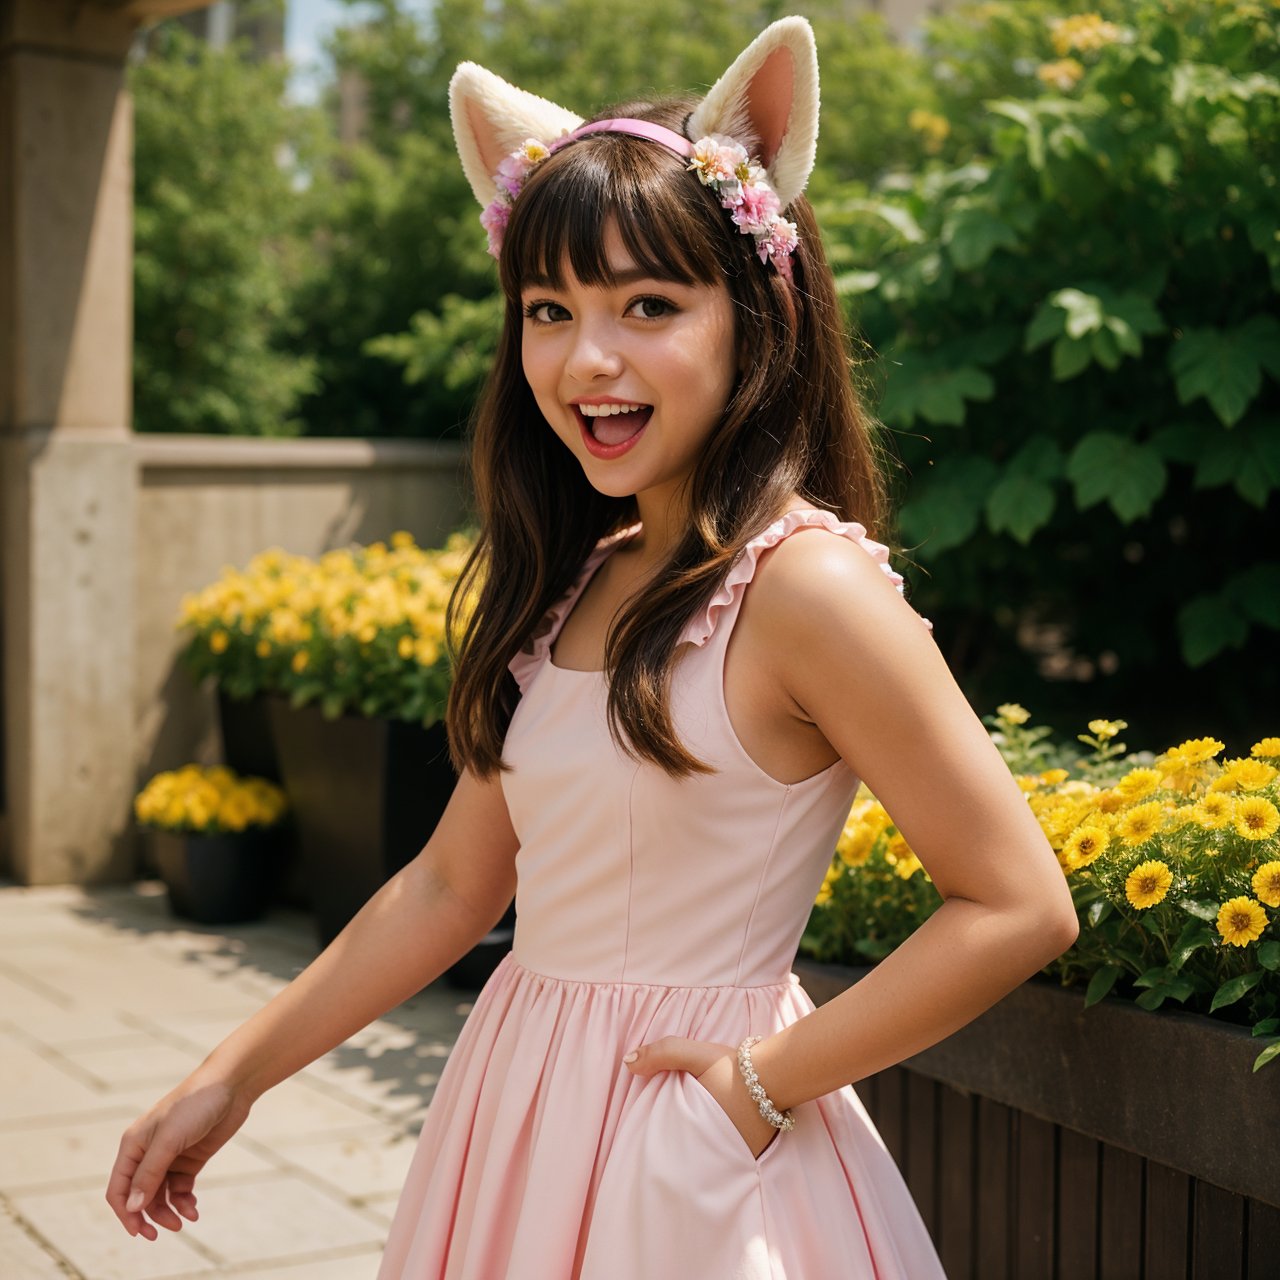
[576,402,654,447]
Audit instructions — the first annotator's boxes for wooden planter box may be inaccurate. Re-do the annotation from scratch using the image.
[793,957,1280,1279]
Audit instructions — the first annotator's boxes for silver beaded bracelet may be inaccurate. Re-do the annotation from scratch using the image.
[736,1035,795,1131]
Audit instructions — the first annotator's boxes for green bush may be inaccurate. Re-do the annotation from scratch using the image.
[819,0,1279,740]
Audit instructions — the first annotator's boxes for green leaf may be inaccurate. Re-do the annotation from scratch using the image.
[1254,1040,1280,1072]
[941,207,1020,271]
[1224,563,1280,628]
[1051,334,1093,380]
[1084,964,1124,1007]
[1177,897,1221,922]
[1257,941,1280,972]
[1086,899,1114,928]
[1178,592,1251,666]
[1168,920,1213,974]
[1134,977,1196,1010]
[1252,1018,1280,1036]
[839,197,926,244]
[1169,316,1280,427]
[898,455,1000,554]
[878,354,995,427]
[1067,433,1167,521]
[1189,418,1280,507]
[986,473,1055,543]
[1209,969,1264,1013]
[833,270,882,296]
[986,99,1045,170]
[1133,965,1170,990]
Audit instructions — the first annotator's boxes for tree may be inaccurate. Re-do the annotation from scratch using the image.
[131,23,320,435]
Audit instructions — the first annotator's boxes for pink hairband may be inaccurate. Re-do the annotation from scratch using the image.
[480,118,799,278]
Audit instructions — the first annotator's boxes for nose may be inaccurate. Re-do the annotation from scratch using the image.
[564,319,624,383]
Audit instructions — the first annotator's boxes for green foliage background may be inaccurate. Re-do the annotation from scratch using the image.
[130,0,1279,747]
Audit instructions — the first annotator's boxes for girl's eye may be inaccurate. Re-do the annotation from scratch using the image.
[523,300,570,324]
[626,296,677,320]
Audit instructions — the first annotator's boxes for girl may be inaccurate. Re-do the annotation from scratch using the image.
[108,17,1079,1277]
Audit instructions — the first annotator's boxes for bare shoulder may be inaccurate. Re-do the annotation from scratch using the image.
[747,525,934,669]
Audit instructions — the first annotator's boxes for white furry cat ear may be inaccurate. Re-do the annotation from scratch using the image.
[449,62,583,208]
[686,16,820,210]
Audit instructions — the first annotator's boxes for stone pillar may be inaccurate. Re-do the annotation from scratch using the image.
[0,0,211,883]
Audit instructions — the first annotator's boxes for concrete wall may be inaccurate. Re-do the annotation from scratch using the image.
[132,435,471,805]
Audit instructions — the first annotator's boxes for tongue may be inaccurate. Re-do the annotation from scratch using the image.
[591,409,649,446]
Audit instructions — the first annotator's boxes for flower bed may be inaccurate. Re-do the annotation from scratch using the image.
[176,528,477,726]
[800,707,1280,1073]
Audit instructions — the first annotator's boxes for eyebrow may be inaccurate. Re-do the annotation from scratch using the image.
[521,266,679,290]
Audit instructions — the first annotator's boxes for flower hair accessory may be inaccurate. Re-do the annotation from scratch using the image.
[479,119,798,278]
[687,135,799,278]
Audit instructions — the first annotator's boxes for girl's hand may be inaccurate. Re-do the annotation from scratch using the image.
[622,1036,780,1159]
[105,1071,253,1240]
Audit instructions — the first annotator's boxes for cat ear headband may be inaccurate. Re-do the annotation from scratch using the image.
[448,16,820,279]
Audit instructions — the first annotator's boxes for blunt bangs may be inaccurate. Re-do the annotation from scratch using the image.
[497,131,734,297]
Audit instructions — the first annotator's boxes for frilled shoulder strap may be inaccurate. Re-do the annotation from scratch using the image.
[508,522,645,694]
[678,507,933,648]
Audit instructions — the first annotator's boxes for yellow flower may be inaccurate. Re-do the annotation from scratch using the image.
[1063,824,1109,872]
[1116,800,1165,846]
[1224,758,1277,791]
[1040,768,1069,786]
[1088,719,1125,740]
[255,639,271,659]
[1251,737,1280,759]
[1252,861,1280,909]
[1191,792,1234,829]
[1216,896,1267,947]
[1125,860,1172,909]
[1037,58,1085,91]
[1095,788,1127,815]
[520,139,550,164]
[1049,13,1127,57]
[997,703,1030,725]
[1171,737,1225,765]
[291,650,309,673]
[397,634,415,661]
[893,852,924,880]
[907,108,950,153]
[1115,768,1161,802]
[390,530,416,550]
[1233,796,1280,841]
[209,629,229,654]
[415,637,441,667]
[815,861,842,906]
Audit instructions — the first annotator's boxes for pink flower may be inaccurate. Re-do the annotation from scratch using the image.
[495,153,528,199]
[730,182,781,235]
[480,199,510,258]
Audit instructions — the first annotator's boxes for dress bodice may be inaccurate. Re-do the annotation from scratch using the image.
[501,508,933,987]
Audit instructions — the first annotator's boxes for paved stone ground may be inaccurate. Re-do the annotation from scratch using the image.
[0,880,476,1279]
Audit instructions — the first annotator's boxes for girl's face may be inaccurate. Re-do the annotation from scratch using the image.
[519,220,738,507]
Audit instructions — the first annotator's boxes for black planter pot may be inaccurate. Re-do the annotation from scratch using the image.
[148,826,283,925]
[268,697,494,963]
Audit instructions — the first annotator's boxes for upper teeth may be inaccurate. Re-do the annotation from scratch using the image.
[580,402,646,417]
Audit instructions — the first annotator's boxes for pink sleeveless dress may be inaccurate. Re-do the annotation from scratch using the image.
[378,508,946,1279]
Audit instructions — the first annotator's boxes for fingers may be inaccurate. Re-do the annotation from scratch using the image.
[107,1127,191,1239]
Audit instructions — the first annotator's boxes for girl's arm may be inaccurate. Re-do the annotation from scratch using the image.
[745,531,1080,1113]
[106,765,520,1239]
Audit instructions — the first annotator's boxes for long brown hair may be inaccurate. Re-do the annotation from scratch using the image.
[445,95,900,779]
